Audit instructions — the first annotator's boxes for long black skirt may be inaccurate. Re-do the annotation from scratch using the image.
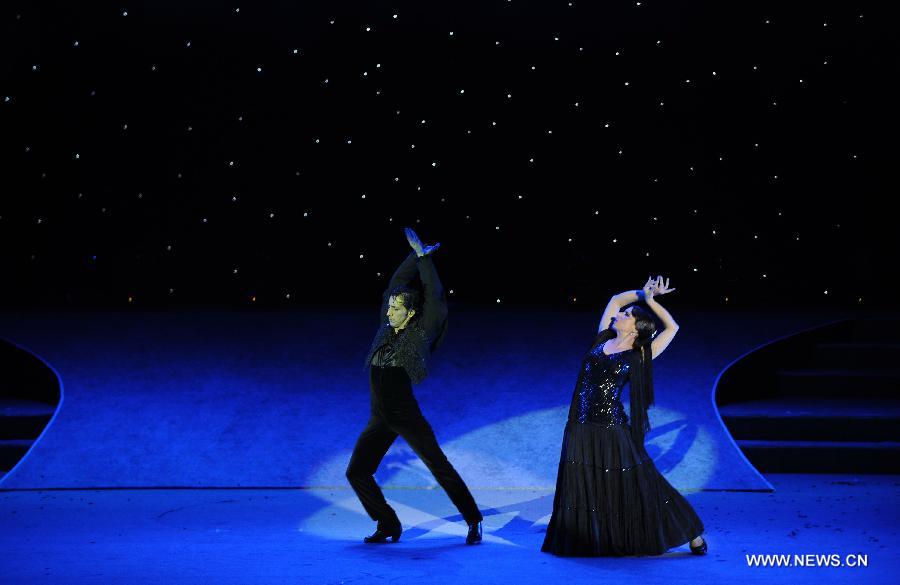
[541,420,705,556]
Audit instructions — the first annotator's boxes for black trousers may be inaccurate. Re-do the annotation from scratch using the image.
[346,366,483,527]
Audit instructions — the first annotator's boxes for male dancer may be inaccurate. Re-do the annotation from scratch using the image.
[346,227,483,545]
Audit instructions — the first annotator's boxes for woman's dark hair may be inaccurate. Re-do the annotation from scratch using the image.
[389,285,423,316]
[592,303,658,445]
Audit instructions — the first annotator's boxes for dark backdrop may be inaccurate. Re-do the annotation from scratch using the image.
[1,1,894,308]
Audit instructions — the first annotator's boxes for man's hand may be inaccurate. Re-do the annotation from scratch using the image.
[405,227,441,257]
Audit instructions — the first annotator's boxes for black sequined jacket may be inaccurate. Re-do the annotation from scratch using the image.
[363,251,449,384]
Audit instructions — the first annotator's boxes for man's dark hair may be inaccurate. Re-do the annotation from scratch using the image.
[389,285,423,316]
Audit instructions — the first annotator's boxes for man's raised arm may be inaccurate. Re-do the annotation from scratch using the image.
[416,254,448,341]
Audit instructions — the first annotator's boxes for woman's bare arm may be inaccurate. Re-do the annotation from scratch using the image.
[644,278,679,359]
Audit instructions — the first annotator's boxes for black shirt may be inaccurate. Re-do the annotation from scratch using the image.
[371,337,398,366]
[363,252,449,384]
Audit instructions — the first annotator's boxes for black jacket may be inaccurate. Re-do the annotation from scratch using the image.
[363,251,448,384]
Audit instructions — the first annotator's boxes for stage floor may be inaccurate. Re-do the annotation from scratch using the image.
[0,308,851,492]
[2,473,897,584]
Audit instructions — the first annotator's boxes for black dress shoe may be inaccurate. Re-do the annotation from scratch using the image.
[364,525,402,544]
[466,521,482,545]
[690,536,707,555]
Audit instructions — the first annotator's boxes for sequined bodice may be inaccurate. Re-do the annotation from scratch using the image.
[569,343,633,427]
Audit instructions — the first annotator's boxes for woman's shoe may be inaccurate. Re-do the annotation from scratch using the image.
[689,536,707,555]
[364,524,402,543]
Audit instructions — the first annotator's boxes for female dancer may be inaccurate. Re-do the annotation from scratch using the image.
[541,276,708,556]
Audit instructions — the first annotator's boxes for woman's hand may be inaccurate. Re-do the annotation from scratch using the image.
[405,227,441,256]
[644,275,675,300]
